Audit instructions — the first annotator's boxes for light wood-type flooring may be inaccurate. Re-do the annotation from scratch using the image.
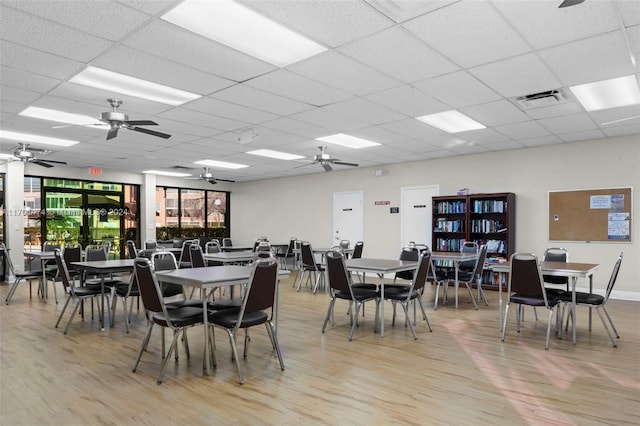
[1,274,639,425]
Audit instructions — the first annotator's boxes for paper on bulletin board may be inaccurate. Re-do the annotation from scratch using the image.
[608,212,630,240]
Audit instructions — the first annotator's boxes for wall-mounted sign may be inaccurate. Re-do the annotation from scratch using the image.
[390,207,399,214]
[342,208,353,212]
[413,204,427,208]
[375,201,390,205]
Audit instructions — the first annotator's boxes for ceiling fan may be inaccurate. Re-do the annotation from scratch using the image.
[296,146,359,172]
[98,99,171,141]
[558,0,585,7]
[10,143,67,168]
[186,167,236,184]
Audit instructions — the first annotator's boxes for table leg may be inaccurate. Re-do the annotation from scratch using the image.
[202,288,211,376]
[454,261,459,309]
[571,276,577,345]
[588,274,593,331]
[499,278,503,332]
[100,275,106,331]
[379,273,385,337]
[41,257,48,301]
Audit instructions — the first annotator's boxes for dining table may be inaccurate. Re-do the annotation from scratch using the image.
[344,258,418,337]
[491,260,599,344]
[203,251,255,264]
[430,251,479,309]
[71,259,136,330]
[155,265,289,376]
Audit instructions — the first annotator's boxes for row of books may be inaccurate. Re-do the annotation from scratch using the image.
[480,270,508,287]
[471,199,507,213]
[479,239,507,254]
[434,219,464,233]
[434,238,465,252]
[470,219,505,233]
[434,201,466,214]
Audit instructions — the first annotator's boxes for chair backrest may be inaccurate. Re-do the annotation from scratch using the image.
[62,244,82,267]
[396,246,419,280]
[178,239,197,263]
[85,244,108,261]
[0,243,16,275]
[241,258,279,316]
[458,241,479,271]
[144,240,157,250]
[222,237,233,247]
[150,251,178,271]
[205,240,221,254]
[411,251,432,293]
[285,238,296,255]
[603,252,623,303]
[469,245,488,282]
[339,239,350,249]
[134,258,166,316]
[53,249,73,293]
[43,241,60,252]
[325,250,353,296]
[542,247,569,285]
[508,253,549,302]
[189,243,206,268]
[126,240,138,259]
[300,242,318,268]
[351,241,364,259]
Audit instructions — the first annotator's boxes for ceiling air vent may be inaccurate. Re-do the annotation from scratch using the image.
[513,89,571,110]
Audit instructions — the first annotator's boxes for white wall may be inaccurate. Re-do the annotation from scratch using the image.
[231,135,640,300]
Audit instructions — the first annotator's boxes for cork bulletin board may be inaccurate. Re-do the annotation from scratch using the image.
[548,187,632,242]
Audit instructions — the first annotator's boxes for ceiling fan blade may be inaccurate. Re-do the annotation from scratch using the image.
[333,161,359,167]
[207,179,218,185]
[125,120,158,126]
[214,178,236,183]
[40,159,67,164]
[558,0,585,7]
[131,126,172,139]
[106,127,119,140]
[31,160,54,168]
[293,162,314,169]
[322,163,333,172]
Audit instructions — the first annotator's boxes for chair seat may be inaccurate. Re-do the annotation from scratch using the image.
[210,308,268,328]
[334,288,378,302]
[68,286,103,297]
[511,293,559,307]
[151,306,205,327]
[114,285,140,297]
[351,282,378,290]
[544,288,567,298]
[384,289,420,301]
[166,299,239,311]
[14,270,43,278]
[558,291,604,305]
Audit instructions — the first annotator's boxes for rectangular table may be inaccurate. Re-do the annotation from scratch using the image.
[221,246,253,252]
[431,251,479,309]
[72,259,136,330]
[491,260,599,344]
[155,265,289,376]
[344,258,418,337]
[203,251,255,264]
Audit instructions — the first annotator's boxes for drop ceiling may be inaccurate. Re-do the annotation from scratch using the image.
[1,0,639,182]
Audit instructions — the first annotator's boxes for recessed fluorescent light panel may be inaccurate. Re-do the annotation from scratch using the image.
[416,110,486,133]
[161,0,327,67]
[194,159,248,169]
[69,66,201,106]
[246,149,305,160]
[315,133,381,149]
[142,170,192,177]
[19,106,103,126]
[0,130,79,147]
[570,75,640,112]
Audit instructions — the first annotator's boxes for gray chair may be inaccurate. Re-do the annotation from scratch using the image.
[559,252,623,347]
[297,241,325,293]
[322,250,379,341]
[2,243,43,305]
[209,258,285,384]
[222,238,233,248]
[205,240,223,266]
[501,253,560,350]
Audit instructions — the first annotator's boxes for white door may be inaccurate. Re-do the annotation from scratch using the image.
[400,185,439,250]
[333,191,363,248]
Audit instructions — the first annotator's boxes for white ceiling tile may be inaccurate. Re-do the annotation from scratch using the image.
[245,69,353,106]
[290,108,369,132]
[601,123,640,137]
[158,108,249,132]
[92,46,235,96]
[460,99,530,127]
[0,66,61,93]
[617,0,640,27]
[403,1,530,68]
[260,117,329,139]
[0,5,113,62]
[348,126,408,145]
[184,97,279,125]
[455,128,512,144]
[5,0,152,41]
[338,26,459,83]
[365,85,449,117]
[379,118,445,140]
[539,31,637,86]
[242,0,393,48]
[0,84,42,105]
[518,135,564,147]
[365,0,459,23]
[122,20,276,82]
[0,41,83,80]
[559,129,607,142]
[537,113,598,135]
[322,98,407,125]
[211,84,314,116]
[115,0,181,16]
[522,101,584,120]
[589,104,640,127]
[288,51,402,96]
[481,140,525,151]
[0,99,28,115]
[627,25,640,69]
[414,71,503,108]
[494,120,552,139]
[493,0,620,49]
[469,53,562,98]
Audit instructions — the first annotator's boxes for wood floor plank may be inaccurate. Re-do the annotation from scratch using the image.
[1,276,639,425]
